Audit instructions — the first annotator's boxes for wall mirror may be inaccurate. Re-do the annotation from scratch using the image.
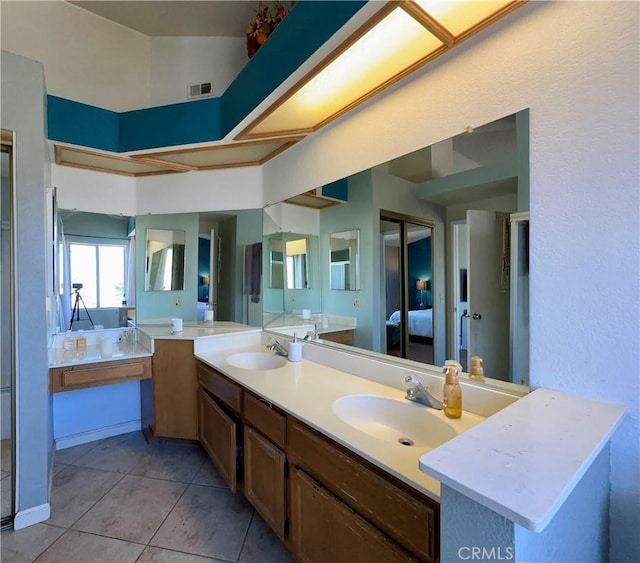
[263,110,530,389]
[285,237,309,289]
[330,230,359,290]
[145,228,186,291]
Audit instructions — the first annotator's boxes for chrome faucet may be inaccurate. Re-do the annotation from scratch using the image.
[403,375,443,410]
[266,338,289,358]
[303,321,319,341]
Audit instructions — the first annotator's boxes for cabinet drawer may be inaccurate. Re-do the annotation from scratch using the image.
[288,421,437,562]
[50,357,151,392]
[244,393,286,449]
[198,363,242,412]
[290,468,416,563]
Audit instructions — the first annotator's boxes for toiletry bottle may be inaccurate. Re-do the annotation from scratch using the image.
[75,333,87,350]
[443,360,462,418]
[469,356,485,382]
[289,333,303,362]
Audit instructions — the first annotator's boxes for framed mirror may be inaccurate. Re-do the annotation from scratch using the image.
[285,237,309,289]
[145,228,186,291]
[330,230,359,290]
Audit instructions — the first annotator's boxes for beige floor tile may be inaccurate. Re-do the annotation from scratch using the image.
[73,475,186,544]
[190,459,227,488]
[54,440,100,465]
[72,432,149,474]
[150,484,253,561]
[136,546,224,563]
[51,463,68,477]
[35,529,144,563]
[130,443,207,483]
[48,465,122,528]
[238,513,293,563]
[0,523,65,563]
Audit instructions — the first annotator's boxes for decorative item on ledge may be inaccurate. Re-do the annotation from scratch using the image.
[246,1,290,59]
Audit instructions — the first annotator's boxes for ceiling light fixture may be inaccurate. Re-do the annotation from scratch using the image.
[237,0,524,141]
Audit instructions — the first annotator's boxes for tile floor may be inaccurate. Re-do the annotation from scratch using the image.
[0,431,293,563]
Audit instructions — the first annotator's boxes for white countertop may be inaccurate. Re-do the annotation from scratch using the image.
[418,387,625,531]
[137,321,261,340]
[195,343,485,502]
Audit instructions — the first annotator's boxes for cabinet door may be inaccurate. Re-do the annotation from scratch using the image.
[199,389,238,492]
[154,339,199,439]
[244,427,286,540]
[290,468,416,563]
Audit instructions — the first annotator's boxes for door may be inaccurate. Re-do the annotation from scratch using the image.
[467,210,510,381]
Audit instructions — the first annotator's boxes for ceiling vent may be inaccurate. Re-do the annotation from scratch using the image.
[187,82,213,99]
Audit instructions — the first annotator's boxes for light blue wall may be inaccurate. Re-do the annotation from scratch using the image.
[53,382,141,447]
[1,50,52,517]
[320,171,375,350]
[135,213,199,322]
[283,233,321,315]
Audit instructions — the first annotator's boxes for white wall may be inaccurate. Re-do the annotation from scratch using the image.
[263,2,640,560]
[1,4,250,111]
[135,165,263,214]
[1,1,150,111]
[149,36,246,105]
[53,164,137,216]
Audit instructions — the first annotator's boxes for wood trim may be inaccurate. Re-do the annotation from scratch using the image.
[49,356,152,393]
[131,156,199,172]
[130,136,306,159]
[402,2,455,47]
[454,1,527,45]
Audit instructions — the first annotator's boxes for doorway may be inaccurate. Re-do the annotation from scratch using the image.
[381,212,435,365]
[1,130,15,528]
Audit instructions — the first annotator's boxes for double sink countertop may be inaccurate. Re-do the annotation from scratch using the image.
[194,334,486,503]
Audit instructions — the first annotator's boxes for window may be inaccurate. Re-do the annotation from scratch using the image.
[68,240,127,308]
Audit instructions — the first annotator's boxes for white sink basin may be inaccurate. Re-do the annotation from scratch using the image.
[226,352,287,371]
[332,394,457,449]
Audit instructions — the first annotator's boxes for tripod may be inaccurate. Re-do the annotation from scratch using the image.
[69,288,94,331]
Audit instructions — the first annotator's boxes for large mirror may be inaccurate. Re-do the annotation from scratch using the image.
[54,209,263,332]
[263,111,530,388]
[145,228,186,291]
[330,230,359,290]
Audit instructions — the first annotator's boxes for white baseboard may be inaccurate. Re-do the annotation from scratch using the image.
[54,420,141,451]
[14,503,51,530]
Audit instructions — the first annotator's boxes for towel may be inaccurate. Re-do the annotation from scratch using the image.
[244,242,262,303]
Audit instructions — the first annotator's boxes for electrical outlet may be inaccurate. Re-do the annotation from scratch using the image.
[176,296,183,306]
[353,297,359,307]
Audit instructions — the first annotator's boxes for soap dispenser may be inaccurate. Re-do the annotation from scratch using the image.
[469,356,485,382]
[289,333,302,362]
[442,360,462,419]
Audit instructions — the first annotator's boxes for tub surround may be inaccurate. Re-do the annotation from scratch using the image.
[419,387,625,532]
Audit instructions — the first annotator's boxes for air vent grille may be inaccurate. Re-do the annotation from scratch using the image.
[188,82,213,99]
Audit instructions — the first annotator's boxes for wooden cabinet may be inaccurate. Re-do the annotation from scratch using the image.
[152,339,199,439]
[49,356,151,393]
[195,361,439,562]
[320,329,355,345]
[244,427,287,540]
[288,420,438,562]
[290,468,416,563]
[199,388,239,492]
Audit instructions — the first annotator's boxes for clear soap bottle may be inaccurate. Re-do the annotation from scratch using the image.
[469,356,485,382]
[442,360,462,419]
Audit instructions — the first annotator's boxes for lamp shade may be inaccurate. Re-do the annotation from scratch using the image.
[416,280,427,291]
[201,275,210,285]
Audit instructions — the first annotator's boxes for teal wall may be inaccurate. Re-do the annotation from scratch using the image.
[135,213,199,322]
[60,210,130,239]
[408,237,432,309]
